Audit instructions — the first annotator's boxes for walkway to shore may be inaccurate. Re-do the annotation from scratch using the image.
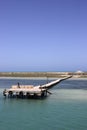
[41,76,72,89]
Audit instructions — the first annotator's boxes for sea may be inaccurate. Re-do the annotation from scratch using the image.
[0,77,87,130]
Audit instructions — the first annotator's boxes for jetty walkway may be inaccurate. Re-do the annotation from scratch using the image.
[3,76,72,99]
[41,76,72,89]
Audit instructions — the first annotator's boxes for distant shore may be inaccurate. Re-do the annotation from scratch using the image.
[0,72,87,78]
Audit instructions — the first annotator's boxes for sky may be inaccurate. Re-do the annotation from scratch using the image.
[0,0,87,72]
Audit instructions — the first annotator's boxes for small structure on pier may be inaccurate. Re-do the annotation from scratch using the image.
[3,76,72,99]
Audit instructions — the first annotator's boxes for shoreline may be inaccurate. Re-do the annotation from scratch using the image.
[0,76,87,80]
[0,72,87,79]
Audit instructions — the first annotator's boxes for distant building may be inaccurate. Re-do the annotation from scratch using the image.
[74,70,84,78]
[75,70,84,74]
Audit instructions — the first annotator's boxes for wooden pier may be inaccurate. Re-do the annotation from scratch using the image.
[3,76,72,99]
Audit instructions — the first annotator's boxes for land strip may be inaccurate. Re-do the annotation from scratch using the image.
[0,72,87,78]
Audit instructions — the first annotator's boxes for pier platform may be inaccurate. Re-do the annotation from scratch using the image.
[3,76,72,99]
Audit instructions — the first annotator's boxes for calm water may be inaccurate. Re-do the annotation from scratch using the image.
[0,78,87,130]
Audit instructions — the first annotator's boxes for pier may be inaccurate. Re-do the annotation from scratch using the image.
[3,76,72,99]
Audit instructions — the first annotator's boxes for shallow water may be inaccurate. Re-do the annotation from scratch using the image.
[0,78,87,130]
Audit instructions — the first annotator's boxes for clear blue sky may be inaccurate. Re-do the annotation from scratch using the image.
[0,0,87,72]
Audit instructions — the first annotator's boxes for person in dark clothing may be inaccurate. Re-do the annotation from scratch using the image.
[17,82,20,88]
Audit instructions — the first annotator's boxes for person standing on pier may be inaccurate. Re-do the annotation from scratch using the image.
[17,82,20,88]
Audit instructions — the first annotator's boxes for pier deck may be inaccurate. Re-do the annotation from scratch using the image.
[3,76,72,99]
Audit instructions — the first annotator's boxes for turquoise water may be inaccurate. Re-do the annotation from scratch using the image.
[0,78,87,130]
